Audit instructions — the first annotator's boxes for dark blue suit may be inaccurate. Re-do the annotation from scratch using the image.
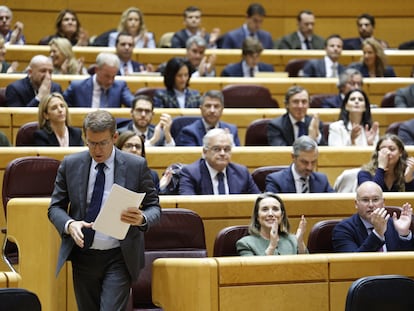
[179,159,260,195]
[33,127,84,146]
[6,76,62,107]
[321,94,343,108]
[221,27,273,49]
[63,76,134,108]
[171,29,210,48]
[398,119,414,145]
[265,165,334,193]
[342,38,363,50]
[267,113,326,146]
[347,62,396,77]
[117,122,166,146]
[220,61,274,77]
[332,213,414,252]
[117,60,145,75]
[302,59,345,77]
[175,119,240,146]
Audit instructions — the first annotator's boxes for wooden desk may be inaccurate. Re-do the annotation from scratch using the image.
[152,252,414,311]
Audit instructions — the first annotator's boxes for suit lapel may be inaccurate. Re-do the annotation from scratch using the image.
[114,149,127,187]
[200,160,214,194]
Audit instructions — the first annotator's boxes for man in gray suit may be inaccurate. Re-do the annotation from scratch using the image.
[276,10,325,50]
[48,110,160,311]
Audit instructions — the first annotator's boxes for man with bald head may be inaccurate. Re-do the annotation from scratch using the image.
[333,181,414,252]
[6,54,62,107]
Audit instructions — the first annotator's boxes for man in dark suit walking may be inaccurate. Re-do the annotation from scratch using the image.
[332,181,414,252]
[265,135,334,193]
[179,128,260,195]
[6,54,62,107]
[48,110,160,310]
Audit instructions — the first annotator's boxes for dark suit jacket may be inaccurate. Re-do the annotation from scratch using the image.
[171,29,210,48]
[153,88,201,108]
[395,84,414,108]
[264,165,334,193]
[347,62,396,77]
[321,94,343,108]
[277,32,325,50]
[332,213,414,252]
[398,119,414,145]
[220,61,274,77]
[302,59,345,77]
[175,119,240,146]
[117,60,145,75]
[179,159,260,195]
[63,76,134,108]
[343,37,388,50]
[117,122,166,146]
[221,27,273,49]
[48,149,161,281]
[33,126,84,146]
[6,76,63,107]
[267,113,326,146]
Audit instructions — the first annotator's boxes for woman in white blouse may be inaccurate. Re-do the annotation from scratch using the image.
[328,89,379,146]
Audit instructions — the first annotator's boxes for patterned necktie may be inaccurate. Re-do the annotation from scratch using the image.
[300,177,309,193]
[84,163,106,248]
[217,172,225,195]
[123,62,129,76]
[296,121,306,137]
[331,63,338,77]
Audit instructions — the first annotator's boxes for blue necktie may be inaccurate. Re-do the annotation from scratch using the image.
[84,162,106,248]
[297,121,306,137]
[100,88,107,108]
[304,38,312,49]
[217,172,225,195]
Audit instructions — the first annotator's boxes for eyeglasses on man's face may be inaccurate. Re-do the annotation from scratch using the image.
[87,139,112,149]
[207,145,232,153]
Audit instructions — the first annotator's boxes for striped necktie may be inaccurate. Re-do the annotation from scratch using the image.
[300,177,309,193]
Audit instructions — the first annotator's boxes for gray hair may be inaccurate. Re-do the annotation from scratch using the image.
[292,135,318,157]
[202,128,234,149]
[201,90,224,107]
[0,6,12,19]
[337,68,363,90]
[96,52,120,69]
[186,35,207,50]
[83,110,116,136]
[284,85,308,105]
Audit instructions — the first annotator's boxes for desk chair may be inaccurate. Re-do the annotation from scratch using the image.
[213,225,249,257]
[2,156,60,271]
[251,165,289,192]
[244,118,271,146]
[170,116,200,140]
[0,288,41,311]
[284,59,308,77]
[222,84,278,108]
[15,122,38,146]
[380,91,396,108]
[307,219,341,253]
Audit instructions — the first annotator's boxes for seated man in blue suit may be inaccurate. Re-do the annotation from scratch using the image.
[321,68,363,108]
[176,90,240,146]
[221,37,274,77]
[63,52,134,108]
[221,3,273,49]
[343,13,388,50]
[6,54,62,107]
[267,85,326,146]
[302,34,345,78]
[332,181,414,252]
[115,32,150,76]
[179,128,260,195]
[265,135,334,193]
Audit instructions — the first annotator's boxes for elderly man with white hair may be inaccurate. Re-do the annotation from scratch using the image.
[0,5,25,45]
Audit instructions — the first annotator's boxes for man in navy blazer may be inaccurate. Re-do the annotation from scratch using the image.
[176,90,240,146]
[48,110,160,310]
[115,32,148,75]
[179,128,260,195]
[321,68,363,108]
[6,55,62,107]
[221,37,274,77]
[268,86,326,146]
[332,181,414,252]
[221,3,273,49]
[302,35,345,78]
[265,135,334,193]
[63,52,134,108]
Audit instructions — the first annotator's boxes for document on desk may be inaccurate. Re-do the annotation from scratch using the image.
[92,183,146,240]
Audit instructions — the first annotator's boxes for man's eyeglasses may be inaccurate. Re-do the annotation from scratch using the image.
[357,197,383,205]
[87,139,112,149]
[207,145,232,153]
[124,143,142,150]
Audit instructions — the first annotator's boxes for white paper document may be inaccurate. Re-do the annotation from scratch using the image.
[92,184,146,240]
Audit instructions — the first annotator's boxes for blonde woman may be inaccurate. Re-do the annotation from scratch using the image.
[34,92,83,146]
[49,37,86,74]
[348,38,395,77]
[108,7,155,48]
